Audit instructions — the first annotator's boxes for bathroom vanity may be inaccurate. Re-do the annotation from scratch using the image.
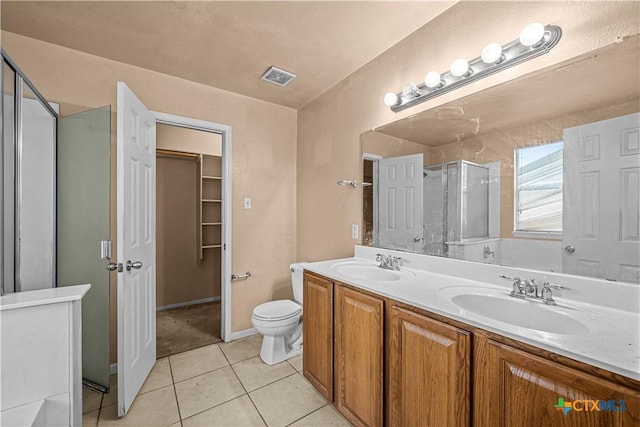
[0,284,90,427]
[302,247,639,427]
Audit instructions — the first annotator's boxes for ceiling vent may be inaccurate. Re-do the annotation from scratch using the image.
[260,66,296,87]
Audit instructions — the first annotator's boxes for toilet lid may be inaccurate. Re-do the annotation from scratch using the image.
[253,300,301,321]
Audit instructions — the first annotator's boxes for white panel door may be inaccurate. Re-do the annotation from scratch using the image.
[117,82,156,416]
[378,154,423,251]
[563,112,640,283]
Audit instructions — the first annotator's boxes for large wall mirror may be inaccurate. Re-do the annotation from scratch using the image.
[362,35,640,284]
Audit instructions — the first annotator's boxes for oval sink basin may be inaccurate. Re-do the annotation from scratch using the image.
[332,262,401,282]
[441,288,590,335]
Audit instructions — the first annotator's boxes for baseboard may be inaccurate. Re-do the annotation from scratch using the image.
[156,296,221,312]
[110,363,117,376]
[229,327,258,341]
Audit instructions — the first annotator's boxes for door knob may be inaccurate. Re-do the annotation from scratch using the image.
[126,260,143,271]
[413,235,423,242]
[564,245,576,254]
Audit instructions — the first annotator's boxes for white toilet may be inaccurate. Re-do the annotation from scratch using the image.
[252,263,307,365]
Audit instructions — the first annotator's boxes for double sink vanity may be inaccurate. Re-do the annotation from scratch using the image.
[301,246,639,426]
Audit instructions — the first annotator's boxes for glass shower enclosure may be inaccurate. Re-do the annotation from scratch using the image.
[1,50,112,390]
[422,160,490,256]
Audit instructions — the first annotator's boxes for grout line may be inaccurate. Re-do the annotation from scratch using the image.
[168,355,185,424]
[240,369,300,395]
[226,355,269,427]
[245,390,269,427]
[180,394,252,424]
[96,392,103,425]
[284,403,329,427]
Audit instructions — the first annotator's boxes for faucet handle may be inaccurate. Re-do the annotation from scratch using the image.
[541,282,557,305]
[391,256,403,270]
[376,253,384,262]
[546,282,571,291]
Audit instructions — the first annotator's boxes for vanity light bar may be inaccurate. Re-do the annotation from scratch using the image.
[384,24,562,112]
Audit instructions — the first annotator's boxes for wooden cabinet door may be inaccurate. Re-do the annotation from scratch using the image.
[474,337,640,427]
[302,272,334,401]
[335,284,384,427]
[387,305,470,427]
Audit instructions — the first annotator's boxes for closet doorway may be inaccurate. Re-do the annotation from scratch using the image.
[155,122,226,358]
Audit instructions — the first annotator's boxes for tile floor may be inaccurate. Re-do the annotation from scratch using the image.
[83,335,351,426]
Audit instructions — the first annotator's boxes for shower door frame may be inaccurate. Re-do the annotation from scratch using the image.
[1,50,59,295]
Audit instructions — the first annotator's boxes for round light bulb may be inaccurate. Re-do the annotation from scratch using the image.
[520,22,545,47]
[450,58,470,77]
[481,42,503,64]
[383,92,398,107]
[424,71,442,88]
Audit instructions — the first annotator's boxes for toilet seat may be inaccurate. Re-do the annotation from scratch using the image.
[252,300,301,321]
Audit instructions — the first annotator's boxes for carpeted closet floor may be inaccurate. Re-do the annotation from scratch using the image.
[156,301,222,358]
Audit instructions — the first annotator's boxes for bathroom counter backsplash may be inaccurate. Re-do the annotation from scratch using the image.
[303,245,639,381]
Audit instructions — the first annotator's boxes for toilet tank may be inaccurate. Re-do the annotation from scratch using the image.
[290,263,307,304]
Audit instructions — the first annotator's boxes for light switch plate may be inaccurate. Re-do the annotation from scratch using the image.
[352,224,359,239]
[244,197,252,209]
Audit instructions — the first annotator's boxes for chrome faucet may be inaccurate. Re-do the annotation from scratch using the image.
[376,254,402,271]
[499,275,571,305]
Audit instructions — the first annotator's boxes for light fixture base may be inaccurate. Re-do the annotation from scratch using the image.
[388,24,562,112]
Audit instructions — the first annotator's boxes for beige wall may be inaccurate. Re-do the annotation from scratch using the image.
[1,31,297,363]
[156,156,220,308]
[297,1,640,261]
[157,123,222,156]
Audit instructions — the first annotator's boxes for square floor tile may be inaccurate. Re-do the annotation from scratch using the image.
[287,354,303,372]
[290,404,351,426]
[182,395,265,427]
[98,385,179,426]
[175,366,245,419]
[249,374,326,426]
[83,387,103,414]
[170,344,229,383]
[83,409,99,427]
[220,334,262,364]
[232,356,295,392]
[140,358,173,394]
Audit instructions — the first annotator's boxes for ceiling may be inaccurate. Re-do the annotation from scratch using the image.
[1,1,456,109]
[376,35,640,146]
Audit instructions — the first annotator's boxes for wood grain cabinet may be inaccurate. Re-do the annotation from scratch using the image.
[387,305,471,427]
[334,284,384,427]
[302,271,639,427]
[474,336,640,427]
[302,272,334,401]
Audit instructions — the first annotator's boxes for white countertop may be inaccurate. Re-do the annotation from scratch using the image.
[304,247,639,381]
[0,284,91,311]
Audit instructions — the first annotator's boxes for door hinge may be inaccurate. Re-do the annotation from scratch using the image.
[223,243,226,250]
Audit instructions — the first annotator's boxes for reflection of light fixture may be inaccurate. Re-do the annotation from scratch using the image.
[337,180,372,188]
[383,23,562,112]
